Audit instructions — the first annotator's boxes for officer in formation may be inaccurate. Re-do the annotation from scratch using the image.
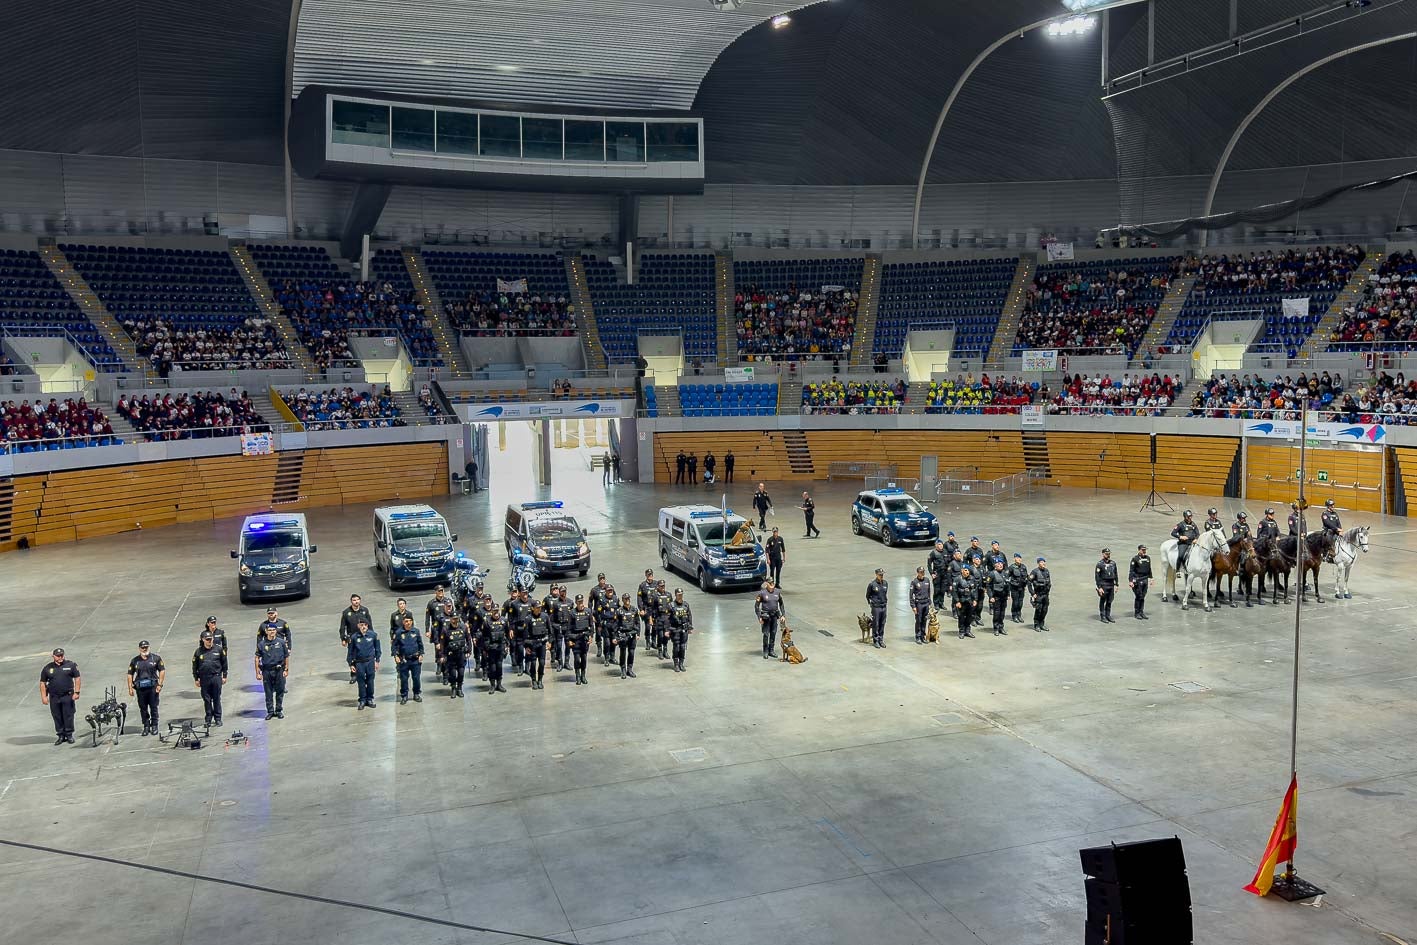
[950,565,977,639]
[596,580,619,665]
[346,618,381,709]
[1171,510,1200,567]
[1203,507,1224,533]
[504,588,532,676]
[755,578,785,658]
[675,449,687,484]
[1128,544,1152,620]
[927,540,951,610]
[255,622,290,720]
[942,531,960,559]
[426,585,454,636]
[1287,502,1301,536]
[1257,508,1281,541]
[1321,498,1342,539]
[1005,553,1029,623]
[615,592,639,679]
[652,579,673,659]
[39,648,81,745]
[338,594,373,685]
[567,595,594,685]
[391,614,425,703]
[986,541,1007,571]
[481,603,508,694]
[443,616,470,696]
[389,598,414,642]
[203,615,229,652]
[1095,547,1118,623]
[551,584,573,672]
[866,568,889,648]
[588,574,612,661]
[667,589,694,672]
[193,628,228,727]
[258,607,293,651]
[986,559,1010,635]
[766,528,786,587]
[127,640,166,736]
[752,483,773,529]
[1028,558,1050,632]
[522,601,551,689]
[637,569,658,650]
[909,566,932,644]
[1232,511,1251,540]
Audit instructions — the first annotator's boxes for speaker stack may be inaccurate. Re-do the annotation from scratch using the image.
[1079,836,1193,945]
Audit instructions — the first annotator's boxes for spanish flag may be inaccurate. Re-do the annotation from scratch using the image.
[1244,775,1299,896]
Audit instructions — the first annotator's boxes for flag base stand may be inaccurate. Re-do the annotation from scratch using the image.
[1270,871,1325,902]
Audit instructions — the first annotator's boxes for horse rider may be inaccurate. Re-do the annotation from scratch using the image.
[1231,510,1253,571]
[1287,502,1300,536]
[1320,499,1342,561]
[1203,508,1225,533]
[1171,510,1200,567]
[1257,508,1281,542]
[1127,544,1152,620]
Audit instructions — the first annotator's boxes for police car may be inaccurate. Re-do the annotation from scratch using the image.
[504,500,591,576]
[850,487,939,546]
[372,505,459,589]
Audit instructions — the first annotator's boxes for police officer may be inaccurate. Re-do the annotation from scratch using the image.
[391,614,425,703]
[766,528,786,587]
[39,648,80,744]
[595,582,618,665]
[1128,544,1152,620]
[1028,558,1051,632]
[258,607,292,652]
[1095,548,1118,623]
[193,630,227,727]
[724,449,735,482]
[1257,508,1281,541]
[800,491,821,538]
[667,588,693,672]
[443,617,470,697]
[482,608,508,695]
[675,449,687,485]
[755,579,785,658]
[652,579,672,659]
[346,618,381,709]
[255,623,290,720]
[1321,499,1342,539]
[986,541,1007,571]
[987,560,1010,635]
[968,549,986,626]
[1006,553,1029,623]
[523,602,551,690]
[426,585,454,631]
[866,568,889,648]
[942,531,960,560]
[202,616,228,652]
[946,549,965,585]
[1231,511,1252,541]
[588,573,611,660]
[951,566,976,639]
[926,540,951,610]
[752,483,773,529]
[339,594,373,685]
[504,589,532,675]
[637,569,658,651]
[1171,510,1200,568]
[432,598,457,682]
[550,585,573,672]
[687,451,698,483]
[909,566,931,644]
[1287,502,1301,536]
[389,598,414,642]
[567,595,594,685]
[1203,508,1224,533]
[615,592,639,678]
[127,641,166,736]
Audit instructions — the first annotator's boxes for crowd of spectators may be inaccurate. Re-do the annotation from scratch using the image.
[735,285,857,361]
[274,280,439,368]
[1191,245,1363,295]
[802,378,906,415]
[416,383,447,422]
[1328,250,1417,349]
[121,317,291,377]
[287,386,405,430]
[1,398,116,447]
[924,375,1037,414]
[1187,371,1343,419]
[1048,373,1178,415]
[445,290,577,335]
[1353,372,1417,425]
[116,390,268,440]
[1018,266,1174,355]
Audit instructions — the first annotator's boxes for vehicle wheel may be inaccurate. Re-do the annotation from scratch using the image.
[387,568,397,591]
[851,516,862,535]
[883,526,896,547]
[661,547,671,571]
[579,568,589,577]
[698,569,711,593]
[239,591,250,605]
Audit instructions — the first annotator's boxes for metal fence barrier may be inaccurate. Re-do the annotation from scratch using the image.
[932,470,1038,507]
[827,462,897,481]
[863,474,908,492]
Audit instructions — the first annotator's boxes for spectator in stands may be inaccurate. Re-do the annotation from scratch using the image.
[273,280,438,369]
[1017,264,1175,356]
[1188,372,1341,420]
[286,386,404,430]
[120,317,291,378]
[417,388,444,421]
[117,390,267,440]
[1193,245,1363,297]
[735,284,858,362]
[1,397,115,447]
[1048,373,1177,415]
[802,378,907,415]
[1329,250,1417,349]
[445,287,576,336]
[0,354,16,376]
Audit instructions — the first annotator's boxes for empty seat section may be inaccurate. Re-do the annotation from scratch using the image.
[584,253,717,364]
[676,382,778,417]
[732,258,863,361]
[0,249,122,370]
[249,244,363,370]
[874,257,1016,357]
[368,250,443,367]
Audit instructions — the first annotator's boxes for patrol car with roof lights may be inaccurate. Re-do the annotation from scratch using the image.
[372,505,459,589]
[658,505,767,591]
[232,513,316,604]
[851,487,939,546]
[504,500,591,576]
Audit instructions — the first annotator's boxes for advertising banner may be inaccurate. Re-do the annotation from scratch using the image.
[724,367,756,384]
[460,400,633,421]
[1022,349,1059,372]
[1241,420,1385,442]
[241,432,274,456]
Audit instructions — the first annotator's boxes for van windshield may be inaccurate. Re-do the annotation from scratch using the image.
[696,519,755,548]
[244,531,303,553]
[528,516,581,542]
[391,522,448,542]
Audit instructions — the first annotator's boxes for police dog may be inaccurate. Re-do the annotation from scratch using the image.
[857,612,872,643]
[926,608,941,643]
[780,622,808,664]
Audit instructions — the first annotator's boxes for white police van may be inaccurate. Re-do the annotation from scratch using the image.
[232,513,316,604]
[851,486,939,546]
[658,505,767,592]
[503,500,591,576]
[373,505,459,590]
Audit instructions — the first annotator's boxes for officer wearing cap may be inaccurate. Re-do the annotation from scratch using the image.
[442,616,470,697]
[1028,558,1051,632]
[986,541,1007,571]
[866,568,889,648]
[1095,548,1118,623]
[339,594,374,685]
[926,540,951,610]
[652,579,673,659]
[755,579,785,659]
[1006,553,1029,623]
[942,531,960,560]
[588,573,611,660]
[425,585,454,629]
[522,601,551,690]
[567,595,594,685]
[951,565,976,639]
[346,618,381,709]
[392,614,425,703]
[986,559,1010,635]
[766,527,786,588]
[39,648,80,745]
[257,607,292,652]
[127,641,166,736]
[201,616,228,652]
[637,568,658,647]
[1257,508,1281,541]
[909,566,931,644]
[192,630,228,727]
[615,592,639,678]
[968,545,986,627]
[255,622,290,720]
[1128,544,1152,620]
[667,588,694,672]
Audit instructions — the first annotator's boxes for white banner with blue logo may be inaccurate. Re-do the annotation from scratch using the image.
[1240,419,1385,443]
[459,400,634,421]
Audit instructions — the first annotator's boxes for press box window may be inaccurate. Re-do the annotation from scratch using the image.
[332,101,390,147]
[436,111,478,155]
[523,117,563,160]
[565,120,604,161]
[647,122,699,162]
[392,107,435,152]
[606,121,645,162]
[480,114,521,157]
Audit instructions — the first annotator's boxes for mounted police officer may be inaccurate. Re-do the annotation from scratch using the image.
[1232,511,1252,541]
[1288,502,1301,536]
[755,579,785,659]
[1321,498,1342,538]
[1095,548,1118,623]
[1203,508,1224,533]
[926,540,951,610]
[951,565,976,639]
[909,566,931,644]
[1028,558,1051,632]
[392,614,425,702]
[667,588,694,672]
[1128,544,1152,620]
[1257,507,1281,541]
[346,618,381,709]
[1006,553,1029,623]
[1172,510,1200,567]
[866,568,889,648]
[986,559,1010,635]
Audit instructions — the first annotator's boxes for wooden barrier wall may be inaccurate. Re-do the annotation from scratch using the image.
[1246,443,1383,513]
[0,443,448,552]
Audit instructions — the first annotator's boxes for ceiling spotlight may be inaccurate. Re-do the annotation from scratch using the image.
[705,0,745,10]
[771,13,791,28]
[1046,14,1096,37]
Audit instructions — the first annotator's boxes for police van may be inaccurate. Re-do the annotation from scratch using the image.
[658,505,767,592]
[851,486,940,546]
[503,500,591,576]
[372,505,459,589]
[231,513,316,604]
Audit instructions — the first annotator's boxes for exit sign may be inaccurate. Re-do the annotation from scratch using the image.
[1316,470,1329,483]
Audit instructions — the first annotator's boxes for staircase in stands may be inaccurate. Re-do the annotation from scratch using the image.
[776,375,802,414]
[782,430,814,476]
[1021,430,1050,479]
[847,255,883,369]
[984,256,1038,363]
[229,244,316,373]
[246,387,285,431]
[391,388,439,425]
[565,256,608,371]
[402,249,471,377]
[1130,272,1197,368]
[103,410,139,442]
[1310,249,1385,355]
[715,252,737,365]
[652,382,681,417]
[906,380,931,413]
[37,243,145,375]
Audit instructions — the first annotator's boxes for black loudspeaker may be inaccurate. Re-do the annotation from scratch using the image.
[1149,432,1157,465]
[1079,837,1192,945]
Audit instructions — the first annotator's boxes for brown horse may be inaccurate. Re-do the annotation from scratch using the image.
[1254,537,1291,603]
[1210,537,1258,607]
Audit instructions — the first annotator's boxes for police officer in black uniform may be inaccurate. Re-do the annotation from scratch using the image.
[192,631,228,727]
[202,616,228,653]
[595,581,618,665]
[1128,544,1152,620]
[667,588,693,672]
[637,569,658,652]
[866,568,889,648]
[1287,502,1301,536]
[482,607,508,694]
[1028,558,1051,632]
[1095,548,1118,623]
[1232,511,1252,541]
[39,648,80,744]
[523,602,551,690]
[942,531,960,560]
[1257,508,1281,541]
[338,594,373,686]
[391,614,425,703]
[766,528,786,587]
[652,579,672,659]
[1006,553,1029,623]
[258,607,292,652]
[909,566,931,644]
[1321,499,1342,539]
[986,541,1007,571]
[1171,510,1200,568]
[426,585,454,635]
[255,623,290,720]
[588,573,611,660]
[800,491,821,538]
[951,566,976,639]
[389,598,414,643]
[504,589,532,675]
[724,449,735,482]
[1203,508,1224,533]
[926,540,951,610]
[987,560,1010,635]
[127,641,166,736]
[443,617,470,697]
[615,592,639,678]
[551,585,573,672]
[968,548,986,626]
[675,449,687,485]
[752,483,773,529]
[346,618,381,709]
[567,595,594,685]
[755,579,785,658]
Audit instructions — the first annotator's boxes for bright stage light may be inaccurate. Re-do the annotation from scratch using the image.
[1046,14,1097,37]
[771,13,791,28]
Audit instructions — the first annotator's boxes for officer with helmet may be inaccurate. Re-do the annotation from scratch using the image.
[1256,508,1281,541]
[1320,498,1342,539]
[1203,507,1225,532]
[1171,510,1200,567]
[1231,510,1252,541]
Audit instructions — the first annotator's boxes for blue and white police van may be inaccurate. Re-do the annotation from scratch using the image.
[503,500,591,576]
[850,486,939,546]
[372,505,459,589]
[658,505,768,592]
[232,513,316,604]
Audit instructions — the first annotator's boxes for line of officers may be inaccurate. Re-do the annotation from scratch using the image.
[336,573,696,704]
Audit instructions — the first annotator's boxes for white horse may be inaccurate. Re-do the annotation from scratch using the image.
[1331,525,1370,600]
[1160,529,1230,612]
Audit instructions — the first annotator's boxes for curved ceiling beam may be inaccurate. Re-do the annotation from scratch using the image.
[1199,31,1417,247]
[284,0,304,240]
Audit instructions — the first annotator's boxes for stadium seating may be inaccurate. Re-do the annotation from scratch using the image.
[115,390,268,440]
[248,243,345,284]
[733,258,862,361]
[1014,257,1179,356]
[0,249,123,370]
[423,251,576,335]
[1186,371,1343,419]
[801,378,905,414]
[584,253,717,363]
[874,258,1016,357]
[923,376,1036,415]
[281,385,405,430]
[249,244,362,370]
[369,250,443,366]
[1,397,120,450]
[677,382,777,417]
[643,385,659,418]
[1049,373,1178,414]
[1328,249,1417,350]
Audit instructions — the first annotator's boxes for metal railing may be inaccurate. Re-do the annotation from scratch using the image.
[932,469,1037,506]
[827,462,897,481]
[2,325,128,371]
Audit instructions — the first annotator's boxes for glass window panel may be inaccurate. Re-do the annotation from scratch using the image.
[606,121,645,162]
[523,117,563,160]
[646,122,700,162]
[564,120,605,161]
[391,107,435,152]
[479,114,521,157]
[331,100,389,147]
[436,111,478,155]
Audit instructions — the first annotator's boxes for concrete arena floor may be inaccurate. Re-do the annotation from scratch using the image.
[0,474,1413,945]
